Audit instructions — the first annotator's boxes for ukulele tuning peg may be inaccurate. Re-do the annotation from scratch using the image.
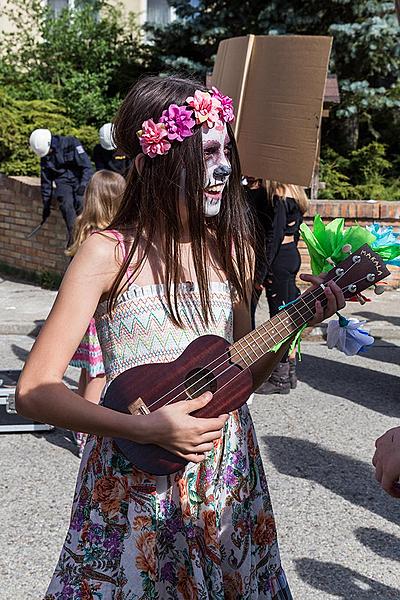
[342,244,352,254]
[348,283,357,293]
[374,285,385,295]
[352,254,361,264]
[326,257,335,266]
[335,267,345,277]
[356,294,366,305]
[366,273,376,283]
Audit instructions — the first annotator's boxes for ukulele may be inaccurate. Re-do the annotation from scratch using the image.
[102,244,390,475]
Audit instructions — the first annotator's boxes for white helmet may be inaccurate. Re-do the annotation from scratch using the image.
[99,123,116,151]
[29,129,52,157]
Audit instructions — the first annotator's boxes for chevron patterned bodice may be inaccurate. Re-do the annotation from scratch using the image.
[95,281,234,382]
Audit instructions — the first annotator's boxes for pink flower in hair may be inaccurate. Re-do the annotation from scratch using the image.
[211,87,235,122]
[186,90,220,128]
[137,119,171,158]
[160,104,196,141]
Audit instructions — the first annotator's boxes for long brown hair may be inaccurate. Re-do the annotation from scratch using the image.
[109,75,256,327]
[265,180,309,214]
[66,170,126,256]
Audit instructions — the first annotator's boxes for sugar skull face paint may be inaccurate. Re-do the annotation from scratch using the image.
[202,122,232,217]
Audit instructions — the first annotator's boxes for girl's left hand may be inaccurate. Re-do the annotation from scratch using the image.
[300,273,345,327]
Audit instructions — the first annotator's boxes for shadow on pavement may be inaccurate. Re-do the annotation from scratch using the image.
[295,558,399,599]
[355,527,400,562]
[263,436,400,527]
[10,343,28,362]
[11,343,78,388]
[353,310,400,329]
[350,341,400,367]
[33,427,80,458]
[298,354,400,418]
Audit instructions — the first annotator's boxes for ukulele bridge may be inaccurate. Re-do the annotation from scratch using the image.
[128,397,151,416]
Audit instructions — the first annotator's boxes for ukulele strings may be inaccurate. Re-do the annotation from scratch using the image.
[146,264,360,411]
[145,266,357,411]
[214,273,374,402]
[145,262,359,411]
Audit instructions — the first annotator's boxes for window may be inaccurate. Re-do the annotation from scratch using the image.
[47,0,73,16]
[147,0,173,25]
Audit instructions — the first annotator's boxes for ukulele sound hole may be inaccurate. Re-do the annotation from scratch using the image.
[184,368,218,399]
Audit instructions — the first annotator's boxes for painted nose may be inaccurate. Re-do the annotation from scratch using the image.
[213,165,232,181]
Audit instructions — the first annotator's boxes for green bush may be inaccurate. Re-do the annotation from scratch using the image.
[319,142,400,201]
[0,0,144,124]
[0,90,98,175]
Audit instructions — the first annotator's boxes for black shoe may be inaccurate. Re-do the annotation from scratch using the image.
[256,362,290,395]
[289,358,297,389]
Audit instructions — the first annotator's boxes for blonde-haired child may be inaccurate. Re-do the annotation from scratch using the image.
[66,169,125,455]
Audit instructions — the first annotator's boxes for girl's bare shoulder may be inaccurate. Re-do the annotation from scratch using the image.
[66,231,122,290]
[77,231,120,261]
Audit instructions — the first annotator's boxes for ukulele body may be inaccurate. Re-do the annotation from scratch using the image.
[102,334,253,475]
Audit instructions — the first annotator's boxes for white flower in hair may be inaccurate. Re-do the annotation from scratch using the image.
[327,315,374,356]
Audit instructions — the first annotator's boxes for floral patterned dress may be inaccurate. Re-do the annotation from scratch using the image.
[45,280,292,600]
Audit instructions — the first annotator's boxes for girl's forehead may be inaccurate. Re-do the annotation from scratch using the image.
[202,122,228,145]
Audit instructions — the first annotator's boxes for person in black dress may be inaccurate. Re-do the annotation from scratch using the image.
[250,180,309,394]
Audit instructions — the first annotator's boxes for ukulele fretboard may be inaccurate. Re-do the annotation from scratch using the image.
[230,288,326,368]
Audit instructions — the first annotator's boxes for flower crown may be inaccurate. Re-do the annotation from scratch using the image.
[136,87,235,158]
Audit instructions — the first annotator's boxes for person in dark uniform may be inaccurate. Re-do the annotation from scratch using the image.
[92,123,131,176]
[29,128,93,244]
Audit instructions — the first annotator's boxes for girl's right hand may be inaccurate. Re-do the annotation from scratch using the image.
[136,392,229,463]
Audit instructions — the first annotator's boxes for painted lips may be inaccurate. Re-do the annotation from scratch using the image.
[204,184,224,200]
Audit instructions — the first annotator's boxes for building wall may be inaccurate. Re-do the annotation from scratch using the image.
[0,174,399,288]
[0,0,172,35]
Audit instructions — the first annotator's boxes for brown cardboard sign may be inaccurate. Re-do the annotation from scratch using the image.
[211,35,332,187]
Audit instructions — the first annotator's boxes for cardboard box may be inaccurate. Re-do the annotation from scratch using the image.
[210,35,332,187]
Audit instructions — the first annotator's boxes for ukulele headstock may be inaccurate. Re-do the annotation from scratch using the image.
[324,244,390,298]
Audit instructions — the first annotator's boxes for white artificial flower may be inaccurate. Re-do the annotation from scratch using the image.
[327,317,374,356]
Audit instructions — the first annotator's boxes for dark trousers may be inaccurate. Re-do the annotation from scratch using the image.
[55,183,83,244]
[266,242,301,317]
[251,242,301,362]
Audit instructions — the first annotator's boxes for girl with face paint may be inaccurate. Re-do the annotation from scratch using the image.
[202,122,232,216]
[17,76,343,598]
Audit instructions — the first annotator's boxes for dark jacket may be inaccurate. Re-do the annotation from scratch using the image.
[40,135,93,204]
[265,195,303,267]
[246,186,273,284]
[92,144,131,176]
[247,188,304,283]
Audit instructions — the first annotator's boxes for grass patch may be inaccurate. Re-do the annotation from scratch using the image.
[0,261,62,290]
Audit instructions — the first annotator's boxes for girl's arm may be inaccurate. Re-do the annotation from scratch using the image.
[16,233,138,440]
[16,235,228,462]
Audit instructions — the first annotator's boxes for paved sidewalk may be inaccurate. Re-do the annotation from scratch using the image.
[0,275,399,599]
[0,277,57,335]
[1,274,399,338]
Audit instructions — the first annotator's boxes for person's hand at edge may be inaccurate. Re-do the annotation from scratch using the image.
[373,427,400,499]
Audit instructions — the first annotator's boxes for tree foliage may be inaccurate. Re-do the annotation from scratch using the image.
[0,0,399,198]
[319,143,400,201]
[0,90,97,175]
[0,0,147,174]
[147,0,400,159]
[0,0,146,125]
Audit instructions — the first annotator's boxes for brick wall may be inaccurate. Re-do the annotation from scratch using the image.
[0,174,69,277]
[0,174,399,287]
